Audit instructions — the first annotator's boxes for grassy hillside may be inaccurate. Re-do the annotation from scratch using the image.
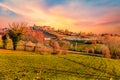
[0,49,120,80]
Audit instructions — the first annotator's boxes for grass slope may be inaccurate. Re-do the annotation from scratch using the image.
[0,49,120,80]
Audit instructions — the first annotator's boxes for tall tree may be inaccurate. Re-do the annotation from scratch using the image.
[8,22,26,50]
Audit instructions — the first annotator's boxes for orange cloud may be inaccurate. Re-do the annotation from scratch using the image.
[0,0,120,34]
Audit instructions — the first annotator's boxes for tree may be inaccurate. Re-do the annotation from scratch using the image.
[2,34,8,49]
[22,27,34,51]
[8,22,26,50]
[31,31,44,52]
[22,27,44,52]
[50,41,61,54]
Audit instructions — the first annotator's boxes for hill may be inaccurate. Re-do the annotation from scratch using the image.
[0,49,120,80]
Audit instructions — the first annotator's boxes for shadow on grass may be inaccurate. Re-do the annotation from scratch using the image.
[68,50,102,58]
[42,68,110,79]
[27,62,116,79]
[81,53,102,57]
[22,65,110,79]
[59,57,120,79]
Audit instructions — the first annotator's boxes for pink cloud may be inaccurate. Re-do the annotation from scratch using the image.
[0,0,120,34]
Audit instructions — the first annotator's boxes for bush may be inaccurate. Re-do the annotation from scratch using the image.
[100,45,111,58]
[88,48,94,53]
[85,48,94,53]
[103,37,120,59]
[94,47,102,54]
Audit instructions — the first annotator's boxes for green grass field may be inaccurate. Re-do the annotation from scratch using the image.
[69,40,102,52]
[0,49,120,80]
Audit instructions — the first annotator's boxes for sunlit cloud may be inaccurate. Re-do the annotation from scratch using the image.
[0,0,120,33]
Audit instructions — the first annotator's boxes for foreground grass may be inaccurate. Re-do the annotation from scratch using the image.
[0,49,120,80]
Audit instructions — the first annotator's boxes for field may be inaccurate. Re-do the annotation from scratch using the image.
[0,49,120,80]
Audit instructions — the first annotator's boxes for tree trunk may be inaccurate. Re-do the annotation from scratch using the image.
[13,42,17,50]
[33,43,37,52]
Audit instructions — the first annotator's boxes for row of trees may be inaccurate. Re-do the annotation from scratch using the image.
[2,23,44,51]
[2,22,71,54]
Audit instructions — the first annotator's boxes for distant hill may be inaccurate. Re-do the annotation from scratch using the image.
[32,25,66,39]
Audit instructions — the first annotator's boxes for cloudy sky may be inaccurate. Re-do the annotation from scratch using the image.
[0,0,120,34]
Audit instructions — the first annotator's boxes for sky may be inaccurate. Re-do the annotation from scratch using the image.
[0,0,120,34]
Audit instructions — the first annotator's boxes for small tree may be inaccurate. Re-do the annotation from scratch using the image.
[8,22,26,50]
[51,41,61,54]
[2,34,8,49]
[32,31,44,52]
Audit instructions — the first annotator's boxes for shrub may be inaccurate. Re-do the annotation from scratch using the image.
[82,47,95,53]
[88,48,94,54]
[100,45,111,58]
[103,37,120,59]
[94,47,102,54]
[85,48,94,53]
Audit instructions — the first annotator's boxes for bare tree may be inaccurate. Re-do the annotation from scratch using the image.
[8,22,27,50]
